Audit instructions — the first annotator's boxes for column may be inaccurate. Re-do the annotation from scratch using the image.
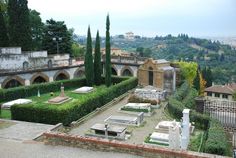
[172,68,176,92]
[181,109,190,150]
[25,80,30,86]
[49,77,54,82]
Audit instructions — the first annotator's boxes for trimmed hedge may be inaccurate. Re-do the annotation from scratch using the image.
[0,77,86,103]
[167,81,210,130]
[11,77,138,125]
[204,119,231,156]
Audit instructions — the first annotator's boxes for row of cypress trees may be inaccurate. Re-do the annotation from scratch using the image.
[85,15,111,87]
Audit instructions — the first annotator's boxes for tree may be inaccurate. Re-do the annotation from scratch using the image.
[199,72,206,97]
[85,26,94,86]
[71,43,84,58]
[0,9,8,46]
[8,0,32,50]
[105,15,111,87]
[94,30,102,85]
[233,91,236,101]
[29,9,44,50]
[193,69,200,92]
[42,19,72,54]
[202,66,213,87]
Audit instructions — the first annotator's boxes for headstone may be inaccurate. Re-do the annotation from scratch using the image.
[169,120,180,149]
[137,112,144,125]
[104,123,108,139]
[37,89,40,97]
[181,109,190,150]
[48,83,71,104]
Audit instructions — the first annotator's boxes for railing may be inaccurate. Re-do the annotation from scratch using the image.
[102,55,147,64]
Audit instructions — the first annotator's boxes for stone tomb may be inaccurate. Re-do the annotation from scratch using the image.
[104,112,144,126]
[122,103,151,112]
[89,123,127,140]
[73,86,94,93]
[48,84,71,104]
[155,121,181,133]
[1,99,32,109]
[150,132,169,145]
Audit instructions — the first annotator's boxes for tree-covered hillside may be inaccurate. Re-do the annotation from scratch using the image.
[111,34,236,84]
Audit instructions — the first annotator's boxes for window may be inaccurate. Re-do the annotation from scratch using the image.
[215,93,220,98]
[207,92,212,96]
[222,94,228,99]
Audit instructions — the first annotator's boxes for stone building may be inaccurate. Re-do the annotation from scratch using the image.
[138,58,179,94]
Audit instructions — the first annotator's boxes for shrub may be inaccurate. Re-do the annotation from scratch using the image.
[128,94,158,105]
[11,77,138,125]
[204,119,231,156]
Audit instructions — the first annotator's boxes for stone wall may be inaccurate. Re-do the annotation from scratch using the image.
[43,132,225,158]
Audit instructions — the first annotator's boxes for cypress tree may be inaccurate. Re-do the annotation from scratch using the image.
[94,30,102,85]
[193,70,200,92]
[105,15,111,87]
[85,26,94,86]
[0,10,9,46]
[8,0,32,50]
[206,67,213,87]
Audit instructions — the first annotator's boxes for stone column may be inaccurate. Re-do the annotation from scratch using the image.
[169,120,180,149]
[49,77,53,82]
[181,109,190,150]
[172,68,176,92]
[25,80,30,86]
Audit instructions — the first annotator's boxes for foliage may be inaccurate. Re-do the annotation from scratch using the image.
[0,77,86,103]
[199,72,206,97]
[10,77,138,125]
[42,19,72,54]
[204,119,231,156]
[193,69,200,92]
[202,67,213,87]
[167,81,210,130]
[177,61,198,86]
[120,107,149,113]
[0,109,11,119]
[233,91,236,101]
[85,26,94,86]
[105,15,111,87]
[0,10,9,46]
[128,94,157,105]
[29,9,44,50]
[94,31,102,85]
[8,0,32,50]
[71,43,84,58]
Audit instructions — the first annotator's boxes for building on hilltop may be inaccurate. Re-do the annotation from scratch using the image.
[204,83,236,101]
[125,32,135,40]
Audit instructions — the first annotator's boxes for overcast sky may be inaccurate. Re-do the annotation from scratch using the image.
[28,0,236,37]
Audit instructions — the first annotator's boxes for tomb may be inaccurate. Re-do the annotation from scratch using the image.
[150,132,169,145]
[104,112,144,126]
[73,86,93,93]
[48,83,71,104]
[121,103,151,113]
[134,86,166,100]
[155,120,181,133]
[1,99,32,109]
[169,120,181,149]
[89,123,127,140]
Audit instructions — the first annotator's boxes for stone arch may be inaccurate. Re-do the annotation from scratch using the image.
[54,70,70,81]
[2,76,25,89]
[30,72,49,84]
[74,68,85,78]
[121,66,133,76]
[111,66,118,76]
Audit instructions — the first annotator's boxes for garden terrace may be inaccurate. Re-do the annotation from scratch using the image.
[6,77,137,125]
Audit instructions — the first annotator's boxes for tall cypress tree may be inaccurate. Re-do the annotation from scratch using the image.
[105,15,111,87]
[8,0,32,50]
[206,67,213,87]
[193,70,200,93]
[0,10,9,46]
[94,30,102,85]
[85,26,94,86]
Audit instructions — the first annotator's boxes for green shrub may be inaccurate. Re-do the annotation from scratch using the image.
[11,77,138,125]
[204,119,231,156]
[128,94,157,105]
[0,77,86,103]
[120,107,149,113]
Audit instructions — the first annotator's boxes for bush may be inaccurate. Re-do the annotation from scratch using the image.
[204,119,231,156]
[128,94,158,105]
[11,77,138,125]
[0,77,86,103]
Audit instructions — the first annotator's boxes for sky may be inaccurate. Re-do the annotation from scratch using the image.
[28,0,236,37]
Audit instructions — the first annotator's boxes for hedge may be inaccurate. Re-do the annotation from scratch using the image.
[0,77,86,103]
[204,119,231,156]
[11,77,138,125]
[167,81,210,130]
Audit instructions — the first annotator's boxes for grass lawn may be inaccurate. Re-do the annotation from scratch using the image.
[0,109,11,119]
[188,130,205,152]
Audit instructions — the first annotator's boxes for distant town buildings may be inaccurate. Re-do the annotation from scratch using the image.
[205,83,236,101]
[101,48,130,56]
[125,32,135,40]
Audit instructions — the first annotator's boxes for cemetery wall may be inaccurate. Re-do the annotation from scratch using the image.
[43,132,225,158]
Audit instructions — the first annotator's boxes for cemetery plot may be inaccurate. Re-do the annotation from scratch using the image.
[73,86,94,93]
[1,99,32,109]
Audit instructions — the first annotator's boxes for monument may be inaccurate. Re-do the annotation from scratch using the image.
[2,98,32,109]
[169,120,181,149]
[48,83,71,104]
[181,109,190,150]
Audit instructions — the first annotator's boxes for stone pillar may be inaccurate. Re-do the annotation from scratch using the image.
[104,123,108,139]
[169,120,180,149]
[117,69,121,76]
[49,77,53,82]
[172,68,176,92]
[25,80,30,86]
[181,109,190,150]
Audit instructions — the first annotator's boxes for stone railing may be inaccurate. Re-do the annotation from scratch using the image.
[102,55,147,64]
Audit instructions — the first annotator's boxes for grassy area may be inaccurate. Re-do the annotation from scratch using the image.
[0,109,11,119]
[188,130,205,152]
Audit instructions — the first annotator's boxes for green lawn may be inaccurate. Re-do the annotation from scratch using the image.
[188,130,205,152]
[0,109,11,119]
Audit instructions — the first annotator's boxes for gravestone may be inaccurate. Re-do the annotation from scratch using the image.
[48,83,71,104]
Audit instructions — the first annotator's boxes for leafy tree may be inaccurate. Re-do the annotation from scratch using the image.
[177,61,198,86]
[233,91,236,101]
[193,69,200,92]
[199,72,206,97]
[202,67,213,87]
[136,47,144,56]
[84,26,94,86]
[0,9,8,46]
[94,30,102,85]
[105,15,111,87]
[29,9,44,50]
[42,19,72,54]
[71,43,84,58]
[8,0,32,50]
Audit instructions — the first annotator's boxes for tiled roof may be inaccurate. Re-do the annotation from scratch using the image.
[205,83,236,94]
